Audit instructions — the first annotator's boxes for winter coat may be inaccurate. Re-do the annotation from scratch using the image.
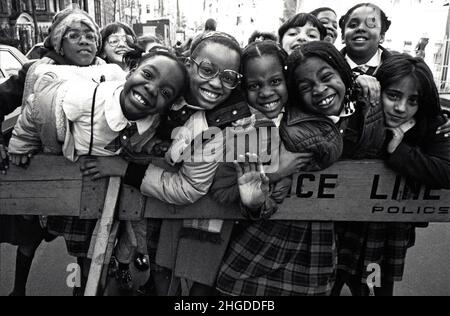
[8,63,126,158]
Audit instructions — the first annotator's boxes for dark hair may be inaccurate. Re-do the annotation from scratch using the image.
[248,31,278,44]
[205,18,217,31]
[278,13,327,43]
[138,34,161,49]
[339,3,391,38]
[241,40,288,88]
[99,22,136,58]
[310,7,337,17]
[376,54,441,124]
[287,41,354,111]
[189,31,242,59]
[124,44,189,100]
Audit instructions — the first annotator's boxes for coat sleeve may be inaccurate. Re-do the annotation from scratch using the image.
[140,129,224,205]
[7,93,41,155]
[387,119,450,189]
[7,73,65,155]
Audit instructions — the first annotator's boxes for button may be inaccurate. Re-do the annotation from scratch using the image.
[232,110,238,115]
[216,119,221,123]
[182,110,186,115]
[340,130,344,134]
[123,135,127,140]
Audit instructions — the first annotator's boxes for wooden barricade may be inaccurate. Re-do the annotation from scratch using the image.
[1,155,449,295]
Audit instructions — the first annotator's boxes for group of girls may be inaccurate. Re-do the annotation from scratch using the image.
[0,2,449,297]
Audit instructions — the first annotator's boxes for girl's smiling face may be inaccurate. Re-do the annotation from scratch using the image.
[245,55,288,119]
[121,55,185,121]
[382,76,420,128]
[281,22,321,55]
[343,6,384,63]
[103,28,133,68]
[295,56,346,116]
[187,42,240,110]
[316,10,338,44]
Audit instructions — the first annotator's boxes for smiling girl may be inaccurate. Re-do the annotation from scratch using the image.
[334,54,450,296]
[7,46,187,296]
[278,13,327,55]
[224,41,386,296]
[310,7,339,45]
[100,22,136,71]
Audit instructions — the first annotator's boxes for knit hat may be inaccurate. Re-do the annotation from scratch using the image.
[44,8,101,54]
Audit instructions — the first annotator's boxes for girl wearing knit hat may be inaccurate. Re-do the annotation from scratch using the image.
[0,7,104,297]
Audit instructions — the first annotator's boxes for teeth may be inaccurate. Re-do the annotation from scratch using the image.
[319,95,335,106]
[133,92,146,105]
[201,89,220,99]
[262,101,279,109]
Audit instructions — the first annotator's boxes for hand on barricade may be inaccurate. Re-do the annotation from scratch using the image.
[273,143,313,182]
[271,177,293,204]
[9,152,34,169]
[80,156,129,181]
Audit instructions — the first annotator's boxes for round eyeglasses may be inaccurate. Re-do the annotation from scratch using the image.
[107,35,135,47]
[63,30,97,44]
[190,58,242,90]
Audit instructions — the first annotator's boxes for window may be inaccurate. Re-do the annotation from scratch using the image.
[0,50,23,77]
[0,0,8,14]
[146,4,151,14]
[94,0,101,25]
[35,0,47,11]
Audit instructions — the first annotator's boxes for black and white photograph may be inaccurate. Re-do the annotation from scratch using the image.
[0,0,449,300]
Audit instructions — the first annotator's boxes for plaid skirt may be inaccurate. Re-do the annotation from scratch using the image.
[46,216,97,258]
[216,221,337,296]
[336,222,416,283]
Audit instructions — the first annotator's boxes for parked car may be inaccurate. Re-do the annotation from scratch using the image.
[0,44,28,135]
[26,42,45,60]
[0,44,28,78]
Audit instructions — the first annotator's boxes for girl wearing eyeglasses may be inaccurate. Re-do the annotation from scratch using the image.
[0,8,105,296]
[87,32,245,296]
[100,22,137,71]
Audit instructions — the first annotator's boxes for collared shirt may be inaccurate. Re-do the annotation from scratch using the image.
[345,48,383,73]
[328,102,356,124]
[62,81,159,157]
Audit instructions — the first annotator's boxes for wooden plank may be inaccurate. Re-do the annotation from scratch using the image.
[144,160,450,223]
[117,185,146,221]
[85,177,121,297]
[80,177,108,220]
[0,180,82,216]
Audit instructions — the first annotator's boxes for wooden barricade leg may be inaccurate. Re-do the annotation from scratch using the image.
[85,177,121,296]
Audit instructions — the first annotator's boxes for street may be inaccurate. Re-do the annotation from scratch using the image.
[1,223,449,296]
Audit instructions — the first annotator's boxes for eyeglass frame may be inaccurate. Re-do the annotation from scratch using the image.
[189,58,242,89]
[63,30,97,44]
[106,34,135,47]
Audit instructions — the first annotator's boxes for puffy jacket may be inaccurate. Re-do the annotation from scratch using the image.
[8,63,125,157]
[280,106,343,171]
[339,100,386,160]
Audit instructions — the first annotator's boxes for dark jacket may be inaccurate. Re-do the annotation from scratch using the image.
[339,101,386,160]
[340,46,392,76]
[387,114,450,189]
[280,106,343,171]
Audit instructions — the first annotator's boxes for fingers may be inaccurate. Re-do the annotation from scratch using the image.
[233,160,244,179]
[80,159,98,171]
[356,75,381,106]
[81,166,99,177]
[436,114,450,137]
